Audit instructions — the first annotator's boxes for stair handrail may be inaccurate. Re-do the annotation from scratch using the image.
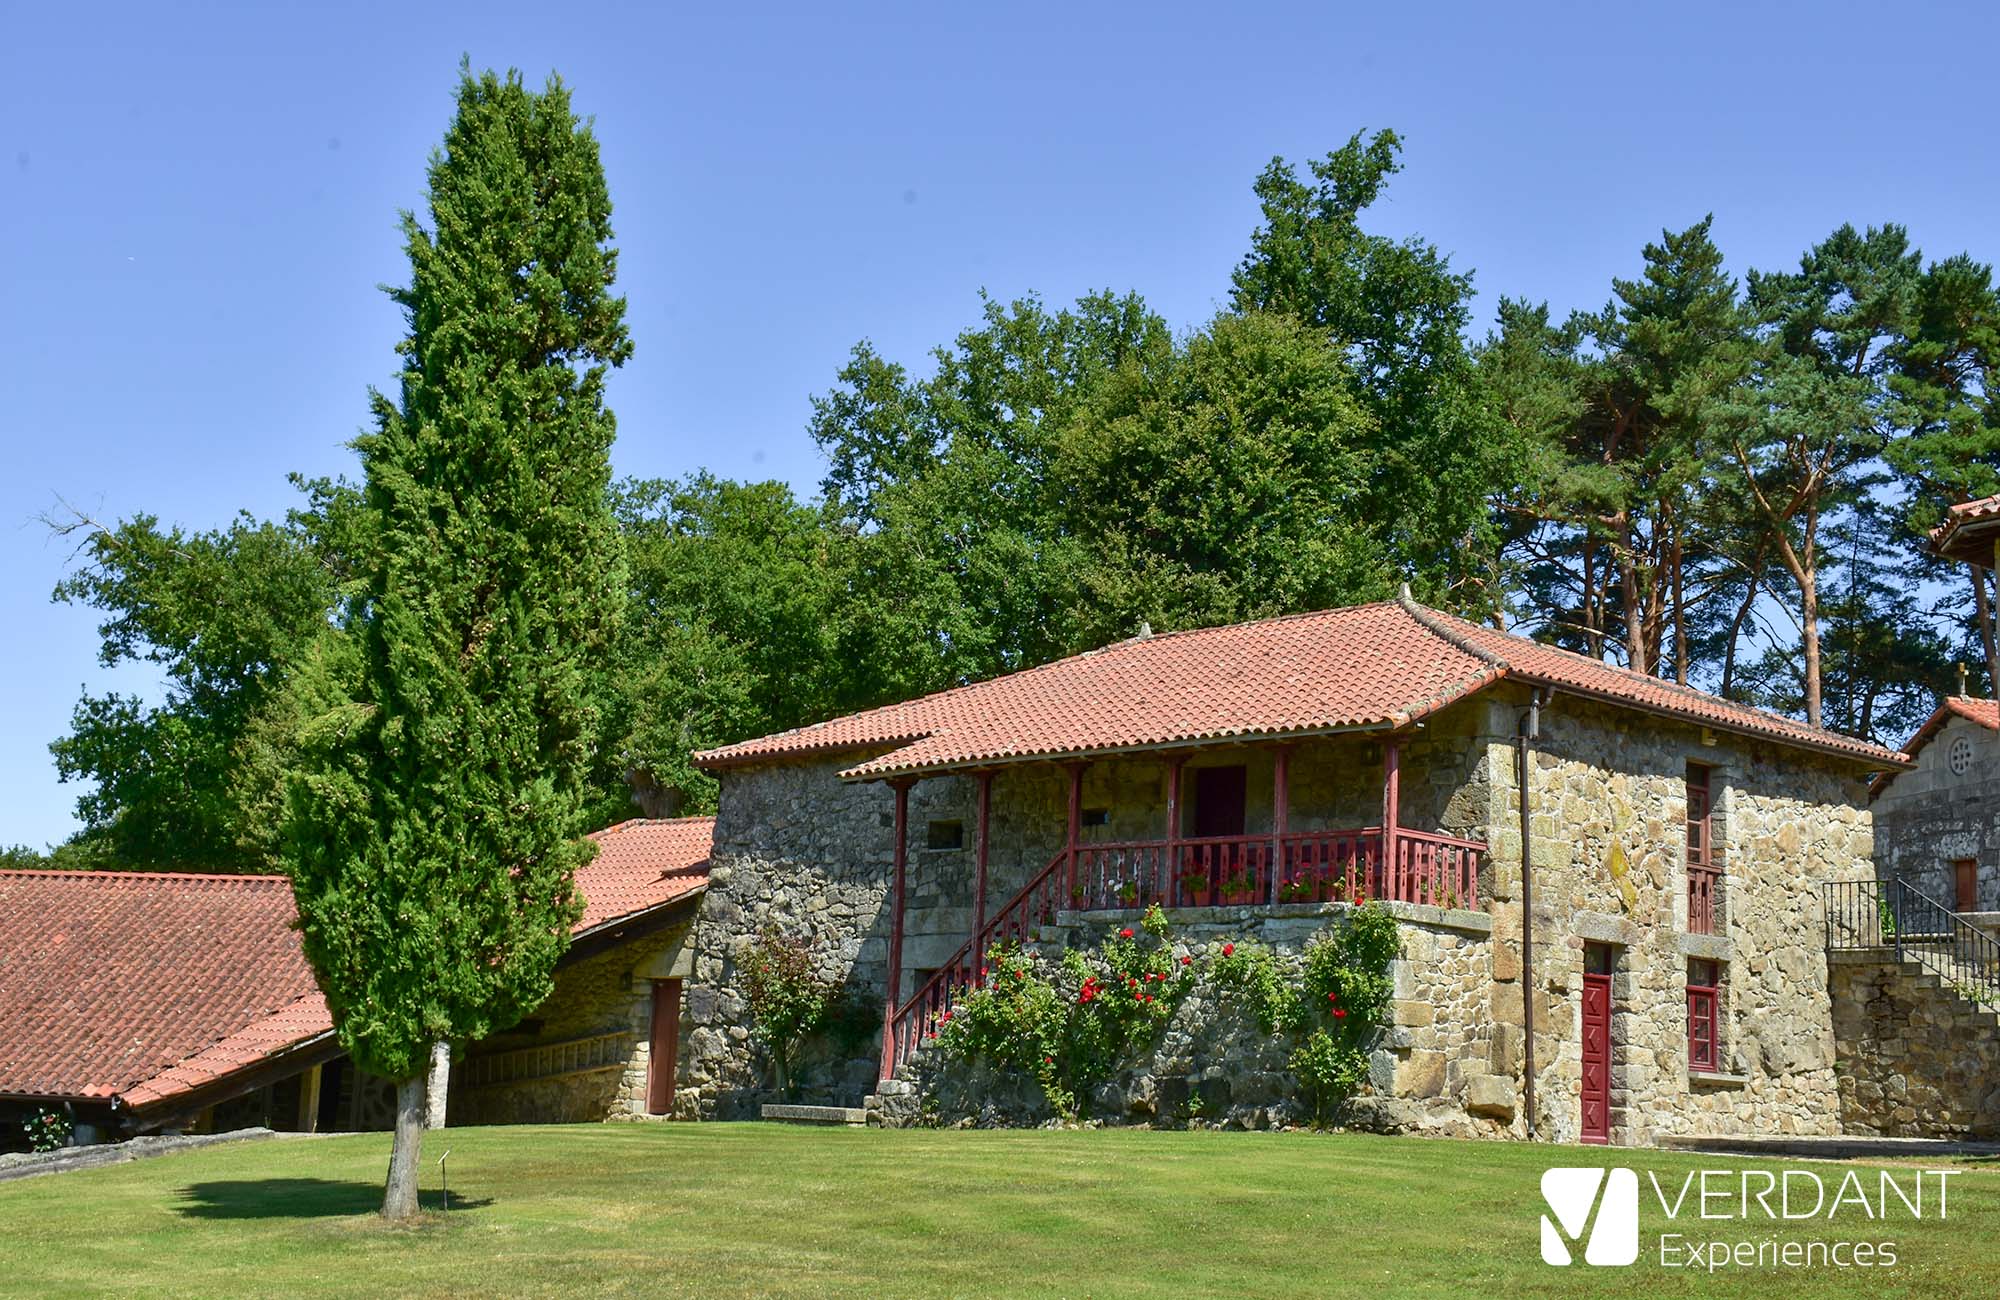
[881,844,1069,1079]
[1889,877,2000,1009]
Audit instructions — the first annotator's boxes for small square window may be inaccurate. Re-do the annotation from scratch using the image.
[925,819,964,851]
[1081,807,1110,828]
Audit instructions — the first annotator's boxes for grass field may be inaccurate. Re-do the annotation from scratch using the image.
[0,1124,1994,1298]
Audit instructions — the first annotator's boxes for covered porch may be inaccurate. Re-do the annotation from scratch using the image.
[876,735,1489,1079]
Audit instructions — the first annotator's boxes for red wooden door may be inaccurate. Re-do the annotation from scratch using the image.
[1580,952,1612,1145]
[647,978,682,1116]
[1955,859,1978,912]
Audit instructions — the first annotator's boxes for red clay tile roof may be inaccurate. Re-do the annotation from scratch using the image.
[0,817,712,1112]
[574,816,712,934]
[0,871,323,1107]
[1930,494,2000,564]
[695,598,1907,779]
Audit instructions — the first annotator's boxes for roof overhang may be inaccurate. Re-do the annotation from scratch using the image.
[1931,498,2000,565]
[564,885,705,965]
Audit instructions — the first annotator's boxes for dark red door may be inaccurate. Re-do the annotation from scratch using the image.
[1955,859,1978,912]
[1192,766,1247,838]
[647,978,682,1116]
[1192,766,1250,895]
[1580,946,1612,1145]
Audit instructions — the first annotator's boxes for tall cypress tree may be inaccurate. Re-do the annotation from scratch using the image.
[281,66,629,1219]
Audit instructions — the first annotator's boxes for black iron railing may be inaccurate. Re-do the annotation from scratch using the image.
[1823,877,2000,1010]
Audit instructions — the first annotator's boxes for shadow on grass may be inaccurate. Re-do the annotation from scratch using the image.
[175,1179,492,1219]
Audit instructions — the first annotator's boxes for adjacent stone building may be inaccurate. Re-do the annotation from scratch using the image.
[680,595,1906,1144]
[0,816,710,1147]
[1870,695,2000,916]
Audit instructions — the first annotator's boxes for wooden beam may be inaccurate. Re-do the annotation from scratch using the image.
[973,770,994,947]
[879,779,914,1081]
[1064,762,1088,902]
[1270,744,1292,905]
[295,1065,322,1134]
[1382,738,1402,894]
[1164,756,1185,904]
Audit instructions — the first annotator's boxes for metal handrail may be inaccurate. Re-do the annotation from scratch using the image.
[1822,877,2000,1009]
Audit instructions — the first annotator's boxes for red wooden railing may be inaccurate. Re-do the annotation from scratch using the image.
[880,826,1486,1078]
[1687,866,1721,935]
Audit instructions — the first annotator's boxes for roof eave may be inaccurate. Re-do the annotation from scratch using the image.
[1517,673,1911,772]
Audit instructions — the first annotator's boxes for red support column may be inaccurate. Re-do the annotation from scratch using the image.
[1270,744,1292,904]
[973,770,994,947]
[879,778,913,1081]
[1064,762,1087,905]
[1381,738,1401,898]
[1164,755,1186,905]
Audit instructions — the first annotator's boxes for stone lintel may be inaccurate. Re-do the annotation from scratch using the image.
[1677,932,1734,963]
[1573,910,1637,947]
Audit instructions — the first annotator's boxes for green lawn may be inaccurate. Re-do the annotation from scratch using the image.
[0,1124,1994,1298]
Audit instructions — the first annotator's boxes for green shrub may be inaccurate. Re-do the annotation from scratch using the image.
[741,926,844,1099]
[938,905,1195,1120]
[1213,901,1399,1125]
[22,1107,70,1153]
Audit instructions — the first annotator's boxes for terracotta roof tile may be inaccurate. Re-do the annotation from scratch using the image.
[575,816,712,933]
[0,817,712,1112]
[695,598,1906,778]
[1930,494,2000,564]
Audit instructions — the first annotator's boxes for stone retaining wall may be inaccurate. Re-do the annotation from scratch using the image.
[1828,952,2000,1139]
[870,901,1509,1134]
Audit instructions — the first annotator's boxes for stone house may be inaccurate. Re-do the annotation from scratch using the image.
[0,816,711,1147]
[1870,695,2000,916]
[683,594,1906,1145]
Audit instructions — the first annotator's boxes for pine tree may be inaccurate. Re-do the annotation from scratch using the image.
[280,65,630,1219]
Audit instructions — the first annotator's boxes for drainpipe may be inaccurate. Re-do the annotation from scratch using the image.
[1516,686,1549,1139]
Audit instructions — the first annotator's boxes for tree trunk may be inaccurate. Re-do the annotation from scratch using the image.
[1977,564,2000,699]
[425,1040,450,1130]
[1720,564,1762,699]
[1799,563,1823,729]
[382,1076,424,1220]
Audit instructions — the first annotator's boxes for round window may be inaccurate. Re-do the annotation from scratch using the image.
[1949,735,1975,776]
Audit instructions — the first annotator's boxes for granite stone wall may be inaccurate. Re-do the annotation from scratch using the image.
[1829,953,2000,1138]
[451,921,693,1125]
[1482,686,1876,1145]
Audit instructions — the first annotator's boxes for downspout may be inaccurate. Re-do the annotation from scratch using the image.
[1517,686,1549,1139]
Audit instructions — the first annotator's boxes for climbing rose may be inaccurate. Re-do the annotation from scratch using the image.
[1181,955,1192,966]
[1222,943,1234,957]
[1334,1008,1348,1019]
[1119,928,1134,939]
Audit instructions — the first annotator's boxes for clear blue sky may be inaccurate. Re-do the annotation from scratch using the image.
[4,1,1995,850]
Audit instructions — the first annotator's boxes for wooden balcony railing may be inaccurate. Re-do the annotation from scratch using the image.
[880,826,1485,1079]
[1687,866,1721,935]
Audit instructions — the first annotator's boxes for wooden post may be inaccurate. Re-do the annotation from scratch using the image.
[879,778,913,1081]
[1270,744,1292,904]
[973,770,994,947]
[1382,738,1401,895]
[295,1063,322,1134]
[1064,762,1087,903]
[1164,755,1186,904]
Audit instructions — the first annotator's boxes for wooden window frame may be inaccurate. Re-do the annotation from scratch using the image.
[1687,959,1720,1074]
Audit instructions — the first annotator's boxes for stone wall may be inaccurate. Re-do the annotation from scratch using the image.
[870,900,1504,1134]
[451,920,694,1125]
[1482,685,1877,1145]
[1872,710,2000,910]
[1828,953,2000,1138]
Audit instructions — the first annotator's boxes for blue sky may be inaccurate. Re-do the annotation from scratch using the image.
[4,1,1996,850]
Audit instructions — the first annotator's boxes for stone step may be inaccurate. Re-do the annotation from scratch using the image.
[759,1103,867,1126]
